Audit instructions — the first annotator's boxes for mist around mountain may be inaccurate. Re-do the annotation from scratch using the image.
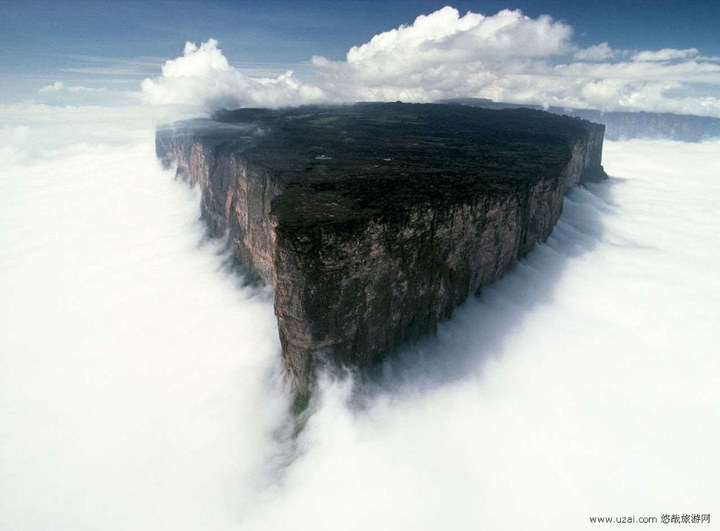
[443,98,720,142]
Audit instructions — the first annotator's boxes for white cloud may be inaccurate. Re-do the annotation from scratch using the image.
[541,60,720,115]
[140,7,720,119]
[312,7,576,102]
[141,39,326,111]
[632,47,699,62]
[314,8,720,116]
[36,81,141,107]
[0,108,289,529]
[39,81,106,94]
[575,42,616,61]
[343,7,573,71]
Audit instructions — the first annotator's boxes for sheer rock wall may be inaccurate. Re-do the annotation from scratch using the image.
[156,104,606,396]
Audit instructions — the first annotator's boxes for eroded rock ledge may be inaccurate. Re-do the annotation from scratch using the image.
[156,102,607,397]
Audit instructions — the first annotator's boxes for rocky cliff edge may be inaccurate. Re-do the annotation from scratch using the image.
[156,102,607,397]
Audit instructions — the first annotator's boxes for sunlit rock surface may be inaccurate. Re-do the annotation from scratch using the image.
[156,102,607,396]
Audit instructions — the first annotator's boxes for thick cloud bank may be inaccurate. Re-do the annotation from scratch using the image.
[142,7,720,116]
[0,110,291,530]
[1,99,718,530]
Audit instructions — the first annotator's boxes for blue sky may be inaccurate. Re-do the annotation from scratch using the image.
[2,0,719,114]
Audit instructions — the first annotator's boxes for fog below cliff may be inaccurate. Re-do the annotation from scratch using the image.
[1,107,718,531]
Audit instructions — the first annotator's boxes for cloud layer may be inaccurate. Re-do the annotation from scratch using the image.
[2,102,718,529]
[0,109,292,530]
[141,7,720,117]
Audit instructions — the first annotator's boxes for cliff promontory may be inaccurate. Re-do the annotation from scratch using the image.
[156,103,607,397]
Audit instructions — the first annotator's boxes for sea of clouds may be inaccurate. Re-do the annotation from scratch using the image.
[2,5,720,530]
[2,101,718,531]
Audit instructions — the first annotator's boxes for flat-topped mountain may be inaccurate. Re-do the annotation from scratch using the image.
[156,102,607,398]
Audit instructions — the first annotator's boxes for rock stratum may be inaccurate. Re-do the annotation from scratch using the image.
[156,103,607,397]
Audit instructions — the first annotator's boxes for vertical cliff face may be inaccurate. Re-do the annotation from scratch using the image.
[156,103,606,397]
[157,130,280,283]
[271,135,604,393]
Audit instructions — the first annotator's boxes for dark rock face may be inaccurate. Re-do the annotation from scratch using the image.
[156,103,607,396]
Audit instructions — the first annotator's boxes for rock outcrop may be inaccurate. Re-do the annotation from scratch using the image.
[156,103,607,397]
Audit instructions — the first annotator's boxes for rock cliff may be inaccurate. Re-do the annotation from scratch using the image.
[156,103,607,397]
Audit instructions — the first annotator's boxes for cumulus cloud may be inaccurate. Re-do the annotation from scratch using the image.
[312,7,720,115]
[342,7,573,71]
[141,39,326,111]
[141,7,720,118]
[309,7,575,103]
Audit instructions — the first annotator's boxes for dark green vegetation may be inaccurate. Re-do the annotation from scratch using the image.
[206,103,592,233]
